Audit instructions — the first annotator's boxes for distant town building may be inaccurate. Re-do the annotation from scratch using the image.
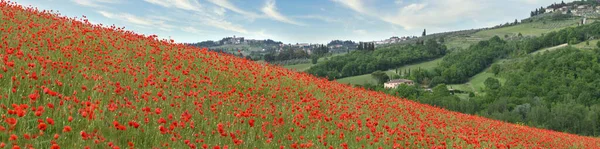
[384,79,415,89]
[221,35,244,45]
[374,36,414,45]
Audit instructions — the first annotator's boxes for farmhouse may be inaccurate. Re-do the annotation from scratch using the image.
[384,79,415,88]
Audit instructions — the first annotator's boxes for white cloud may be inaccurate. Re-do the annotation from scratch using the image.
[143,0,202,12]
[353,29,367,35]
[395,0,404,5]
[294,15,341,23]
[383,0,486,29]
[401,3,427,13]
[143,0,249,34]
[201,17,249,34]
[72,0,118,7]
[331,0,369,14]
[97,11,174,31]
[332,0,511,30]
[261,0,305,26]
[181,26,204,34]
[207,0,261,18]
[213,7,226,16]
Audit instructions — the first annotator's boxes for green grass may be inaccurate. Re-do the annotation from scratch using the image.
[335,71,396,85]
[336,57,443,85]
[447,58,512,95]
[283,63,314,71]
[475,19,579,38]
[445,18,580,50]
[443,19,580,94]
[393,57,443,76]
[282,52,346,72]
[532,43,569,55]
[447,70,506,94]
[336,18,580,88]
[573,39,600,49]
[446,43,572,95]
[330,18,578,86]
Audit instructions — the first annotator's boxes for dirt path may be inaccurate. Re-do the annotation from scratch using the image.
[531,43,568,55]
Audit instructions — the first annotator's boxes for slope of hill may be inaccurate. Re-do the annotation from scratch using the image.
[333,16,580,86]
[2,1,600,148]
[446,17,580,50]
[475,47,600,136]
[337,57,443,85]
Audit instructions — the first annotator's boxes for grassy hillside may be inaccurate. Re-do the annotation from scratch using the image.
[441,17,581,94]
[446,67,507,94]
[573,39,600,49]
[283,63,313,71]
[334,17,580,86]
[282,52,346,72]
[449,43,570,95]
[2,1,600,148]
[337,57,442,85]
[445,17,580,49]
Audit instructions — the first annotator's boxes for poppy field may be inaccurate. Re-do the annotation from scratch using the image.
[1,1,600,148]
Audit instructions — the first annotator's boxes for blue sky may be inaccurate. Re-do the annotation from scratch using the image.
[15,0,572,44]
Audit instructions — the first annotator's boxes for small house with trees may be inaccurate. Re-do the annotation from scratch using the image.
[384,79,415,88]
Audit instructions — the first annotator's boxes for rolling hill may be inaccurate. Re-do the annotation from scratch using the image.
[333,15,581,86]
[1,1,600,148]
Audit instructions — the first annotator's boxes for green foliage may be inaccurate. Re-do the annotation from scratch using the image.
[469,92,475,97]
[307,43,446,80]
[357,42,375,51]
[428,36,508,86]
[426,22,600,86]
[491,63,501,76]
[484,77,501,90]
[479,48,600,136]
[263,48,309,62]
[371,70,390,84]
[432,84,450,96]
[312,44,329,57]
[387,22,600,137]
[390,74,401,80]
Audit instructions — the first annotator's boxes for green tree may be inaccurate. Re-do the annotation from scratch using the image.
[264,53,275,62]
[311,55,319,64]
[422,29,426,37]
[432,84,450,96]
[484,77,501,90]
[491,64,501,76]
[371,70,390,84]
[549,102,588,134]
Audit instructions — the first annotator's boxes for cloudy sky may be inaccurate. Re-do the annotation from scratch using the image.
[14,0,571,44]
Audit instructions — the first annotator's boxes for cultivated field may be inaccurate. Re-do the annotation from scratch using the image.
[2,1,600,148]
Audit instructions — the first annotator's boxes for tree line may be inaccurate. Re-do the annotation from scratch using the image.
[359,48,600,136]
[359,21,600,136]
[477,48,600,136]
[306,39,447,80]
[416,21,600,87]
